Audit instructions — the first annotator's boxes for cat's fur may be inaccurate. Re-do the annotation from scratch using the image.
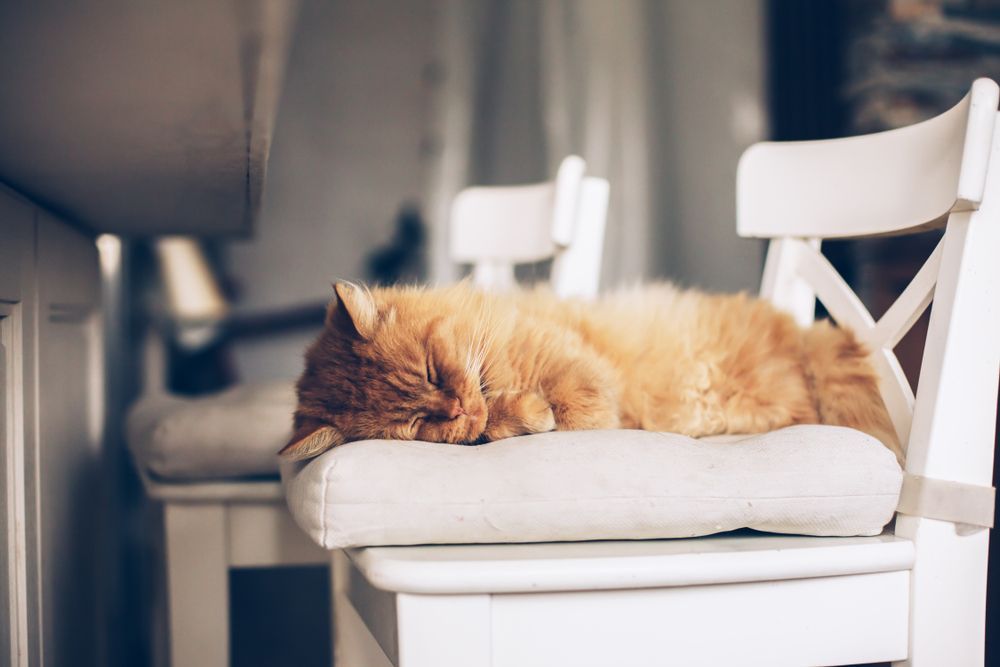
[281,281,902,463]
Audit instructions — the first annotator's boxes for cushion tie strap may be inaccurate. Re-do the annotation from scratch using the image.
[896,474,996,529]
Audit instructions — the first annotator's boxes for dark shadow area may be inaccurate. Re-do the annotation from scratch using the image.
[231,566,332,667]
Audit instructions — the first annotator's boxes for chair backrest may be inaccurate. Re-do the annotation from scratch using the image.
[449,156,610,299]
[736,78,1000,494]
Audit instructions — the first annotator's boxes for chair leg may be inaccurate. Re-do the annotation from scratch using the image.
[164,502,229,667]
[893,516,989,666]
[332,550,394,667]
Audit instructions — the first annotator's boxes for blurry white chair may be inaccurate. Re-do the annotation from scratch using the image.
[451,155,609,299]
[316,80,1000,666]
[126,156,609,667]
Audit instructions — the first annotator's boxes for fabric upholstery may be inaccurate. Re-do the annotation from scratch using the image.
[126,381,295,480]
[281,425,904,549]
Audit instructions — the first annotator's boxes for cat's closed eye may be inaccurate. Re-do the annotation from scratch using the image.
[425,356,440,387]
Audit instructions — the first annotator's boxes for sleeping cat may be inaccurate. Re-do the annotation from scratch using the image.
[280,281,902,463]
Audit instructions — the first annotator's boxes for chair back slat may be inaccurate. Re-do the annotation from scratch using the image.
[737,79,998,240]
[450,183,559,265]
[551,177,609,299]
[869,241,941,350]
[449,156,609,298]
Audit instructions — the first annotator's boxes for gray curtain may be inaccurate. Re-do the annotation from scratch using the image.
[424,0,767,292]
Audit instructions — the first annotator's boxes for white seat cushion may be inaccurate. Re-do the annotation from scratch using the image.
[281,425,903,549]
[126,381,296,480]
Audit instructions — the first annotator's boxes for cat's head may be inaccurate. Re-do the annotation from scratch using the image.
[279,282,490,460]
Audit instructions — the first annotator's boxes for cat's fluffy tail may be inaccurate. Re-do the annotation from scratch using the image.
[801,321,904,464]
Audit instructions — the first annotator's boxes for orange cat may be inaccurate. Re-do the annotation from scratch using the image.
[280,281,902,463]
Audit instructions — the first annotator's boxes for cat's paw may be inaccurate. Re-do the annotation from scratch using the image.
[516,391,557,433]
[484,391,556,440]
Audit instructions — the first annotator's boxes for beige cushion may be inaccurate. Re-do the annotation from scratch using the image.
[281,425,904,549]
[126,381,295,480]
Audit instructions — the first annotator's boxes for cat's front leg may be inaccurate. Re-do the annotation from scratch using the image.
[483,390,556,441]
[542,356,620,431]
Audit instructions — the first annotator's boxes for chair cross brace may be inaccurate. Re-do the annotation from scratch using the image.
[787,237,943,447]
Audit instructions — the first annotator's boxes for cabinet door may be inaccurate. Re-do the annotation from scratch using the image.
[33,212,102,667]
[1,197,102,667]
[0,190,39,667]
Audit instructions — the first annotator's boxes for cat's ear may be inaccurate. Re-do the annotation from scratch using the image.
[279,422,343,461]
[327,281,377,338]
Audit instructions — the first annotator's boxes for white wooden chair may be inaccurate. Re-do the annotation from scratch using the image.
[328,79,1000,666]
[127,155,609,667]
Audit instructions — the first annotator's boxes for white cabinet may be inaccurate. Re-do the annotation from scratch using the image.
[0,187,102,667]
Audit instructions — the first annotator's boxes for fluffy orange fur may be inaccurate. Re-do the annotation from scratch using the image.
[281,281,902,463]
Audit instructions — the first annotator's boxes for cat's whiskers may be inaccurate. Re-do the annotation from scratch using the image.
[465,309,492,377]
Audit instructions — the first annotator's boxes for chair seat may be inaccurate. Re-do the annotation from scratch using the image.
[344,530,915,594]
[126,380,296,481]
[282,425,904,550]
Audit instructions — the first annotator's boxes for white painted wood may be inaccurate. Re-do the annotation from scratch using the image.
[450,181,560,265]
[491,571,909,667]
[334,549,399,666]
[226,502,326,567]
[34,212,102,667]
[471,260,516,293]
[1,187,106,667]
[396,594,491,667]
[549,154,586,246]
[761,233,955,456]
[890,116,1000,666]
[871,349,918,450]
[957,78,1000,204]
[894,515,989,666]
[163,503,229,667]
[450,155,609,298]
[1,200,42,667]
[0,190,34,667]
[348,533,914,595]
[332,551,395,667]
[737,78,999,239]
[906,211,1000,485]
[870,239,941,350]
[333,589,394,667]
[138,467,283,502]
[0,309,11,667]
[758,237,818,327]
[776,237,928,445]
[550,177,610,299]
[794,238,875,334]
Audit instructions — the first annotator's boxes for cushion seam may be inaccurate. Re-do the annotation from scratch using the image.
[320,461,335,548]
[320,492,902,507]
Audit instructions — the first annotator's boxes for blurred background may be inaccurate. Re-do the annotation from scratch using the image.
[2,0,1000,665]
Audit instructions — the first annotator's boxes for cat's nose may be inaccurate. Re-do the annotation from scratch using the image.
[445,399,466,420]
